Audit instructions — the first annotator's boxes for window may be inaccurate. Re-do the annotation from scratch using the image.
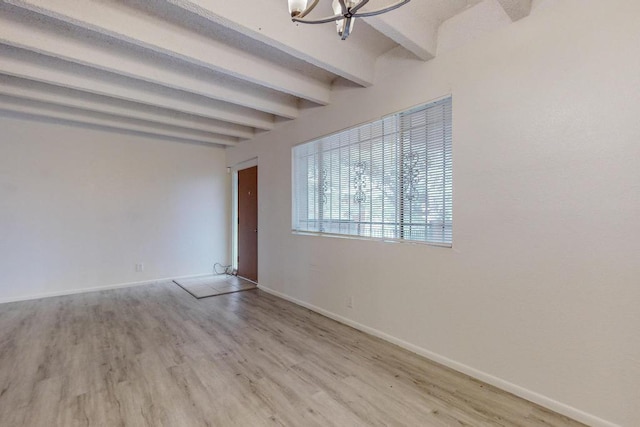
[292,97,452,246]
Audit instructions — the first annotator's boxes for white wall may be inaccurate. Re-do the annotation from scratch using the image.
[227,1,640,426]
[0,117,229,302]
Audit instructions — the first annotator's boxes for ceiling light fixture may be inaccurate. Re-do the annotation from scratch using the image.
[288,0,411,40]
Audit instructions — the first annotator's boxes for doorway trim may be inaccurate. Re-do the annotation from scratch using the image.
[231,157,258,274]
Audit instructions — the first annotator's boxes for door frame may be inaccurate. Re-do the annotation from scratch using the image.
[231,157,258,274]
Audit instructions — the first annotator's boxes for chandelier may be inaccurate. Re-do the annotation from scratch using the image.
[288,0,411,40]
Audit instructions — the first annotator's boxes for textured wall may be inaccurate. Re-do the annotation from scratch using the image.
[227,1,640,425]
[0,118,230,301]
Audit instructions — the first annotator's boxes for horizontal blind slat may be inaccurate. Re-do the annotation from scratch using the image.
[292,97,452,245]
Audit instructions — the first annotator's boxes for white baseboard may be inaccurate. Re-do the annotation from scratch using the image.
[0,273,213,305]
[257,284,619,427]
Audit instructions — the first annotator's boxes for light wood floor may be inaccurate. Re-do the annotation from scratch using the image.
[0,283,584,427]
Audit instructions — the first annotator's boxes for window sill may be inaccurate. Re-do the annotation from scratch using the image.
[291,230,452,248]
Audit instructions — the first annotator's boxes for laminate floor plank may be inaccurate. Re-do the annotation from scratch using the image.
[0,282,585,427]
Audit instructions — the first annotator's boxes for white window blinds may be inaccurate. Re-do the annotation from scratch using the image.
[293,97,452,246]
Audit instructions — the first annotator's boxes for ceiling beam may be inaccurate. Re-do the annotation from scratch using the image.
[0,75,255,140]
[0,13,298,119]
[496,0,532,21]
[0,95,238,146]
[364,3,438,61]
[163,0,376,87]
[0,47,276,130]
[4,0,332,104]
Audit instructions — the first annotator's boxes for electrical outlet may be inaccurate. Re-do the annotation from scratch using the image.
[347,296,354,309]
[135,263,144,272]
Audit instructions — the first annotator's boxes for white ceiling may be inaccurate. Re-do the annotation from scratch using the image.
[0,0,531,146]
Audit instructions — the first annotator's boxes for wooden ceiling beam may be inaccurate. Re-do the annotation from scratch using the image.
[5,0,332,104]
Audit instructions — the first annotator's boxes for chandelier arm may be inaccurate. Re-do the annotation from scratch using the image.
[352,0,411,18]
[297,0,320,19]
[288,0,411,38]
[348,0,370,15]
[341,16,352,40]
[337,0,348,15]
[292,13,344,24]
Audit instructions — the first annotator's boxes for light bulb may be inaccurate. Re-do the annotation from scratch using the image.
[334,18,356,37]
[332,0,343,35]
[333,0,358,37]
[288,0,310,17]
[335,18,344,36]
[332,0,343,15]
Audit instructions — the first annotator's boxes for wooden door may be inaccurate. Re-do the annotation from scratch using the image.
[237,166,258,282]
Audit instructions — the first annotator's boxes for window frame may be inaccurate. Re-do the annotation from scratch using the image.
[292,96,453,248]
